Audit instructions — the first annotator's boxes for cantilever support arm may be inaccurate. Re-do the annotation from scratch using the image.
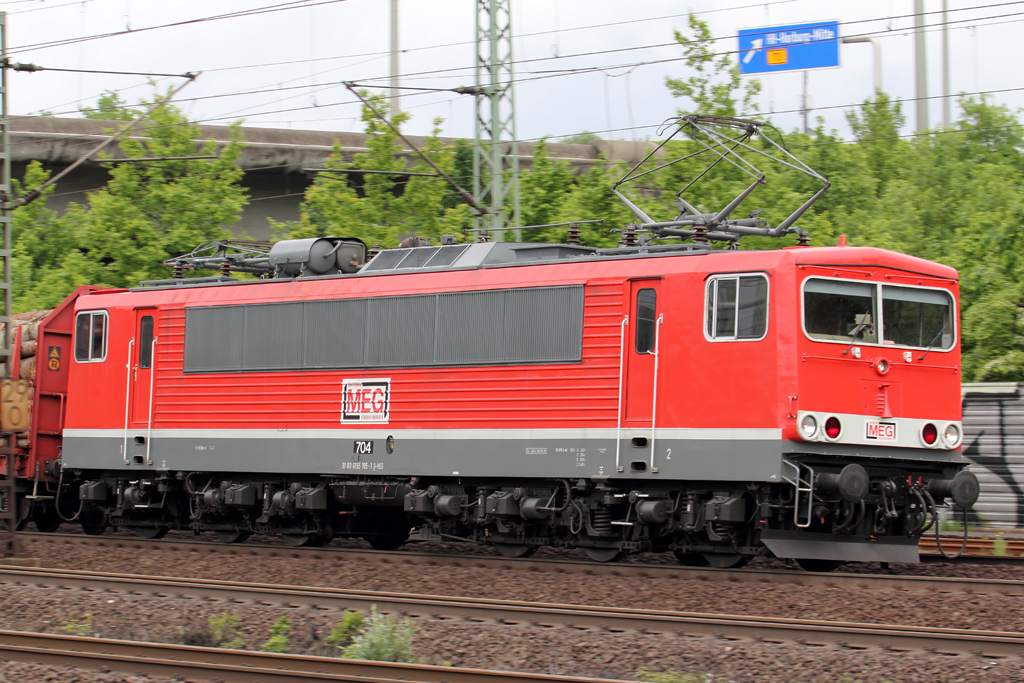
[771,181,831,236]
[344,82,484,215]
[13,73,200,208]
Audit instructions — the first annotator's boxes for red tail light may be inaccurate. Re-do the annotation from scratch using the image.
[824,417,841,439]
[922,423,938,445]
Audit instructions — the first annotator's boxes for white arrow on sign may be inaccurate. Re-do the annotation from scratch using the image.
[743,38,763,64]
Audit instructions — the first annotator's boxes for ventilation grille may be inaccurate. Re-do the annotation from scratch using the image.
[363,244,469,272]
[183,285,584,373]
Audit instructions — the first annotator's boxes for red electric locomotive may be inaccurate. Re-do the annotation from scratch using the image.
[4,116,978,570]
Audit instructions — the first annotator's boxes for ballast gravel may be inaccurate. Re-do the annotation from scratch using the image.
[2,527,1023,683]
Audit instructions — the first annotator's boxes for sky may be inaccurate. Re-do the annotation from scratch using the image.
[2,0,1020,143]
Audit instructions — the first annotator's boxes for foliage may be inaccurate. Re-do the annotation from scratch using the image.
[260,616,292,653]
[278,92,469,248]
[80,90,138,120]
[325,610,366,649]
[11,88,248,312]
[560,131,601,144]
[340,606,418,662]
[665,13,761,116]
[209,612,246,649]
[61,612,94,637]
[637,669,729,683]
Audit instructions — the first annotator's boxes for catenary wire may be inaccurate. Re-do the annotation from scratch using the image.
[14,0,1021,131]
[24,2,1023,129]
[9,4,1024,152]
[7,0,349,54]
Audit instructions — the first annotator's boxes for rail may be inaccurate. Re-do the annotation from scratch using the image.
[17,533,1024,598]
[0,629,625,683]
[2,566,1023,657]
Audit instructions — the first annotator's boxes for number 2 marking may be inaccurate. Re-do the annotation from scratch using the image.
[665,448,672,460]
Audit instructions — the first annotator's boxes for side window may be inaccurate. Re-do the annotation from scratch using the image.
[706,274,768,341]
[139,316,154,369]
[74,311,108,362]
[635,289,657,353]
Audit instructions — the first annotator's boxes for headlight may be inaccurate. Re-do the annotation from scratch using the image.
[874,358,890,375]
[799,414,818,439]
[943,423,961,448]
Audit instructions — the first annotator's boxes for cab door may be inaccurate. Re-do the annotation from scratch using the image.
[129,310,157,429]
[624,280,662,425]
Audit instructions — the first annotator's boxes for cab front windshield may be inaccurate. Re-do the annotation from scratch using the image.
[804,278,955,350]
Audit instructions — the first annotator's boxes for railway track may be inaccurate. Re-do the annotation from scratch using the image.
[2,565,1024,657]
[919,535,1024,558]
[19,532,1024,596]
[0,629,629,683]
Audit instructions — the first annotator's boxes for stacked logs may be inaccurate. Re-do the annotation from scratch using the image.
[0,310,53,381]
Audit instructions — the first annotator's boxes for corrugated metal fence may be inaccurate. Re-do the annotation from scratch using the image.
[962,382,1024,527]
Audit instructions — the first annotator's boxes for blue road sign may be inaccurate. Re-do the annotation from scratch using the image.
[738,21,840,75]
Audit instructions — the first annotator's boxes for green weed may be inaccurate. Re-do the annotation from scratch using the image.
[341,605,418,663]
[260,616,292,653]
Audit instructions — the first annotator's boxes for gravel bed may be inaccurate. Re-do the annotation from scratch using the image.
[22,528,1024,633]
[8,526,1024,682]
[0,584,1019,683]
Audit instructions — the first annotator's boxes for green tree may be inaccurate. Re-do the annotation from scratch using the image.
[519,139,573,234]
[80,90,138,121]
[280,94,470,247]
[559,131,601,144]
[665,13,761,116]
[844,92,907,194]
[12,89,248,311]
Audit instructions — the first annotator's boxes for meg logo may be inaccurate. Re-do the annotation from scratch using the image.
[342,378,391,423]
[865,421,896,441]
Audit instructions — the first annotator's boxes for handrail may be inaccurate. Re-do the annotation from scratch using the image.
[145,337,157,466]
[121,339,134,464]
[615,315,628,473]
[649,315,664,474]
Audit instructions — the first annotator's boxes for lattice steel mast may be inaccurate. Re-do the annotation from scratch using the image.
[473,0,520,242]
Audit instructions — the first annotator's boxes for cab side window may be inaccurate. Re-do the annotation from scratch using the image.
[635,289,657,353]
[139,316,154,369]
[705,274,768,341]
[74,311,108,362]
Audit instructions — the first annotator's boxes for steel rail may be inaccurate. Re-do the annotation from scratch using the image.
[2,566,1024,657]
[0,629,626,683]
[919,536,1024,557]
[20,532,1024,596]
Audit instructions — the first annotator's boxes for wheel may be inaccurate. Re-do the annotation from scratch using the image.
[136,526,168,540]
[673,550,710,567]
[583,547,622,563]
[31,504,62,533]
[213,530,251,544]
[308,527,334,547]
[795,558,843,573]
[701,552,751,569]
[365,533,408,551]
[79,506,108,536]
[281,533,314,547]
[493,543,538,558]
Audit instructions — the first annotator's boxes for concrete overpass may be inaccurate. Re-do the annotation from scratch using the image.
[11,116,654,241]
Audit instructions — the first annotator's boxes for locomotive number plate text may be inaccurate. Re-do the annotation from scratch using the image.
[353,440,374,455]
[865,421,896,441]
